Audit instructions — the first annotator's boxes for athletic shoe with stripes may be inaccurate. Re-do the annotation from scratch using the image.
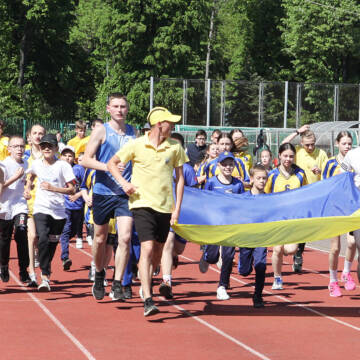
[328,281,342,297]
[341,272,356,291]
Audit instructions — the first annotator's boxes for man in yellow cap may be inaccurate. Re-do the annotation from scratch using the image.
[108,106,188,317]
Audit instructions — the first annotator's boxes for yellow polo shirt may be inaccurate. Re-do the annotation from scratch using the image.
[295,145,328,184]
[75,135,90,159]
[116,133,188,213]
[0,137,9,160]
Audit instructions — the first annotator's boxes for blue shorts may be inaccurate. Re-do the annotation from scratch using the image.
[93,193,132,225]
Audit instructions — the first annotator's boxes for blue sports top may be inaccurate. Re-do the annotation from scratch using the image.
[65,164,85,210]
[94,123,136,195]
[204,175,244,195]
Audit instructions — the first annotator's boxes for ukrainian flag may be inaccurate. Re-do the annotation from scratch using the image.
[172,172,360,247]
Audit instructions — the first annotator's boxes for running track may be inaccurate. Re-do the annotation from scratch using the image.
[1,240,359,360]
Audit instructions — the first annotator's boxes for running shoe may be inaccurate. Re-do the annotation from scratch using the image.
[19,270,31,283]
[92,270,105,300]
[292,254,303,273]
[253,294,265,308]
[62,258,72,271]
[139,283,153,301]
[123,285,132,299]
[272,277,283,290]
[329,281,342,297]
[159,281,173,299]
[38,279,51,292]
[76,238,83,249]
[341,272,356,291]
[199,252,209,273]
[0,266,9,282]
[217,286,230,300]
[109,280,124,301]
[28,273,38,288]
[86,235,93,246]
[88,262,96,281]
[144,297,159,317]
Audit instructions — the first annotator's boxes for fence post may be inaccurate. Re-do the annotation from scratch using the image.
[22,119,26,139]
[258,82,264,127]
[150,76,154,110]
[330,130,335,156]
[358,84,360,123]
[283,81,288,128]
[182,80,188,125]
[296,83,302,128]
[333,85,339,122]
[221,80,225,127]
[206,79,211,127]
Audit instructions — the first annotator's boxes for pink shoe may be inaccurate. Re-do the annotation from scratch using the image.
[341,272,356,291]
[328,281,342,297]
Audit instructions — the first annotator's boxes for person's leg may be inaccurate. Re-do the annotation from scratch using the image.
[13,213,30,280]
[353,230,360,283]
[59,209,72,263]
[139,239,155,300]
[48,217,66,265]
[0,219,14,282]
[217,246,235,300]
[253,247,267,301]
[341,233,356,291]
[272,245,284,289]
[293,242,305,273]
[27,216,38,286]
[329,236,340,282]
[75,207,84,248]
[161,231,175,285]
[238,247,253,277]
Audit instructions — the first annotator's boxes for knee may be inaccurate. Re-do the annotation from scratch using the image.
[254,262,266,274]
[330,246,340,257]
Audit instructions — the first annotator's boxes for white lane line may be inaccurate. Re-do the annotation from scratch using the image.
[72,245,272,359]
[180,254,360,332]
[9,270,96,360]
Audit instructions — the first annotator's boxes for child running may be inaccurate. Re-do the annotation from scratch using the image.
[199,151,245,300]
[24,134,75,291]
[265,143,307,290]
[323,131,356,297]
[238,164,268,308]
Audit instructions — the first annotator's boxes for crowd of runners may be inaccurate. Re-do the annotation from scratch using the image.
[0,93,360,318]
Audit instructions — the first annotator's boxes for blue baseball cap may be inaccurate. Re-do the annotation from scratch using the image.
[218,151,235,163]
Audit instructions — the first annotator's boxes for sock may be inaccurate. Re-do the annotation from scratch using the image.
[343,260,352,274]
[163,274,172,285]
[329,269,337,283]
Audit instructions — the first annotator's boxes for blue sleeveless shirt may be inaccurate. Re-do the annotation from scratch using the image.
[93,123,136,195]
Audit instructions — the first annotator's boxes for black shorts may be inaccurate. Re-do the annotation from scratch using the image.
[92,193,132,225]
[132,207,171,244]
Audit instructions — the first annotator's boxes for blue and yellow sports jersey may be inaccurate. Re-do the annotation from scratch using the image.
[265,165,307,193]
[322,156,342,179]
[196,158,211,178]
[204,156,250,183]
[233,151,253,174]
[204,176,244,194]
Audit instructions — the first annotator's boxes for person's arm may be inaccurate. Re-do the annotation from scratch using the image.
[3,167,24,188]
[24,173,36,199]
[171,166,185,226]
[107,153,137,195]
[81,125,108,171]
[281,124,310,144]
[68,191,83,202]
[0,167,4,196]
[40,181,75,195]
[81,189,92,207]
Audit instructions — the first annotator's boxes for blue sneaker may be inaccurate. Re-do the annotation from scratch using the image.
[272,277,283,290]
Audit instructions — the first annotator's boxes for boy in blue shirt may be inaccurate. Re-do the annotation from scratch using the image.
[238,164,268,308]
[199,151,244,300]
[59,146,85,270]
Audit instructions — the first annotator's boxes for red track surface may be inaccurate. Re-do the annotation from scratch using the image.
[1,240,359,360]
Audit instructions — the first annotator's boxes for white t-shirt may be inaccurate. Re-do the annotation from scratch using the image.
[0,157,28,220]
[341,147,360,189]
[29,159,75,219]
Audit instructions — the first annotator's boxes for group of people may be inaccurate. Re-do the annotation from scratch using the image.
[0,96,359,319]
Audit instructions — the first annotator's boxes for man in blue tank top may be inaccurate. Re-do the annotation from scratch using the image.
[82,93,137,301]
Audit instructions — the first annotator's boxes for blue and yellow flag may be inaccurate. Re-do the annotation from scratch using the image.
[172,172,360,248]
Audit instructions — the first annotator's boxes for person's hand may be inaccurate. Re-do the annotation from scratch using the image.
[40,181,53,191]
[311,165,321,175]
[123,182,138,196]
[197,175,206,184]
[297,124,310,134]
[170,209,180,226]
[23,189,31,200]
[69,194,76,202]
[14,167,25,180]
[117,163,126,174]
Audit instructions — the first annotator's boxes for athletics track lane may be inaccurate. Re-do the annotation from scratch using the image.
[1,241,359,359]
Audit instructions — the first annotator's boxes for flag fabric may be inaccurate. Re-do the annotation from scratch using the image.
[172,172,360,248]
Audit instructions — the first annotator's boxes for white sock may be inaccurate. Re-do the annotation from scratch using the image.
[343,260,352,274]
[163,274,172,285]
[329,269,337,283]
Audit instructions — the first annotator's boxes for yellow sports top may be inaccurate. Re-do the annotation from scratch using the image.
[0,136,9,161]
[116,132,188,213]
[265,165,307,193]
[295,145,328,184]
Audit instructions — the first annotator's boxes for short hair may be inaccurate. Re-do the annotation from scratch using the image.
[75,120,86,130]
[335,131,352,143]
[171,132,185,148]
[279,142,296,155]
[8,135,24,143]
[30,124,45,134]
[229,128,244,139]
[250,164,267,177]
[301,130,316,140]
[91,118,103,127]
[195,129,207,139]
[107,92,128,107]
[211,129,222,137]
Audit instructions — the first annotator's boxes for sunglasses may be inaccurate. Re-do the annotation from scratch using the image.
[40,143,55,150]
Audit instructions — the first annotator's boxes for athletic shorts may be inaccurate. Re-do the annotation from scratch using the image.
[92,193,132,225]
[132,207,171,244]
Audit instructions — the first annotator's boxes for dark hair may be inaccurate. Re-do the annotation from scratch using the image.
[170,132,185,148]
[107,92,128,106]
[335,131,352,143]
[278,142,296,155]
[91,118,104,127]
[229,128,244,139]
[211,129,222,137]
[218,133,234,151]
[260,148,272,157]
[250,164,267,177]
[195,129,207,139]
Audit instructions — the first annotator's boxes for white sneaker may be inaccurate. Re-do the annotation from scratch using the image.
[76,238,83,249]
[272,277,283,290]
[38,279,51,292]
[28,273,38,287]
[86,235,93,246]
[217,286,230,300]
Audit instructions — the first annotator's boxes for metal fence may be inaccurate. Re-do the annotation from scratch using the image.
[150,77,360,128]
